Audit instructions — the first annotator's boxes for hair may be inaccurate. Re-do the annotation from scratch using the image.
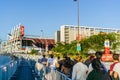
[63,54,67,59]
[89,55,95,61]
[50,54,54,58]
[57,56,60,60]
[77,56,82,62]
[113,54,119,61]
[43,54,46,58]
[95,51,103,59]
[92,59,102,70]
[63,57,73,68]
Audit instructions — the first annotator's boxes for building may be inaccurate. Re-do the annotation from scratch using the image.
[56,25,120,43]
[1,24,54,53]
[54,30,60,43]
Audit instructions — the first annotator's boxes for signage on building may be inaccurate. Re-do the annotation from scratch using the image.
[76,34,82,41]
[20,26,24,36]
[77,43,81,51]
[104,39,110,48]
[101,39,112,61]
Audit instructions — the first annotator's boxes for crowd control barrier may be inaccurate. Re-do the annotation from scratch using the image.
[12,54,72,80]
[34,62,72,80]
[0,60,19,80]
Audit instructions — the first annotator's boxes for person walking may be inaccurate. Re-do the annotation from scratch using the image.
[72,56,88,80]
[86,58,110,80]
[41,54,47,65]
[61,57,74,78]
[88,51,107,74]
[46,54,56,80]
[111,54,120,80]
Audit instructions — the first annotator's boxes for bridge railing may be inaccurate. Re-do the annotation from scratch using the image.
[13,54,71,80]
[34,62,72,80]
[0,60,19,80]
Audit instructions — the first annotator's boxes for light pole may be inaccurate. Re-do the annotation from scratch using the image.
[74,0,81,53]
[77,0,80,40]
[40,30,44,53]
[74,0,80,41]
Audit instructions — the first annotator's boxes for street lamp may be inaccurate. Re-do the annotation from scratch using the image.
[74,0,81,53]
[40,29,43,47]
[74,0,80,41]
[40,30,48,54]
[40,30,44,53]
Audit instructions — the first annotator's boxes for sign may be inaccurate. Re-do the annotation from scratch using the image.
[77,43,81,51]
[20,26,24,36]
[104,39,110,48]
[102,39,111,61]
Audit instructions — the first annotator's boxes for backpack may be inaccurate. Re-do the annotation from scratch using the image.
[87,69,111,80]
[87,59,111,80]
[109,62,120,80]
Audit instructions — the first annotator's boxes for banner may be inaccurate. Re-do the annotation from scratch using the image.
[20,26,24,36]
[104,39,110,48]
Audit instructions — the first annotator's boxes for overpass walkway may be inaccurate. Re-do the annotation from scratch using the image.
[10,59,35,80]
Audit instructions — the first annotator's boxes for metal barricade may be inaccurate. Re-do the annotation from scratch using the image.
[34,62,72,80]
[0,60,18,80]
[12,54,72,80]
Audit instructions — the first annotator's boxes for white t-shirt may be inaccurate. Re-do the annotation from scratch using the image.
[47,58,56,69]
[72,62,88,80]
[113,62,120,79]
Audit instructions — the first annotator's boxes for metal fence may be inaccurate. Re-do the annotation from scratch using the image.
[0,60,19,80]
[34,62,72,80]
[13,54,72,80]
[35,63,71,80]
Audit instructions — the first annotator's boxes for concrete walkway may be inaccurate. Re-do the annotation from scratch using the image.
[10,59,35,80]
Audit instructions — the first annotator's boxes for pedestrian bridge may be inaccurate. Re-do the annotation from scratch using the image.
[0,54,71,80]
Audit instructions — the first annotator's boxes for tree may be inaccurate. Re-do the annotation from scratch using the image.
[51,32,120,56]
[29,49,37,55]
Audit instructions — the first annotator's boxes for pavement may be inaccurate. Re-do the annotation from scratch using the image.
[10,59,35,80]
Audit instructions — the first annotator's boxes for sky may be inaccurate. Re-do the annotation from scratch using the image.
[0,0,120,40]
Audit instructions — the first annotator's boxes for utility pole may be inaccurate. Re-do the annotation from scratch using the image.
[77,0,80,41]
[74,0,81,53]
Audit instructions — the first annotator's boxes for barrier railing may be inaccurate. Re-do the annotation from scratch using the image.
[0,60,18,80]
[13,54,71,80]
[34,62,72,80]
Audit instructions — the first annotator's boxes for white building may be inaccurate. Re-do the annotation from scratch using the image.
[1,24,55,54]
[54,30,60,43]
[1,24,24,53]
[57,25,120,43]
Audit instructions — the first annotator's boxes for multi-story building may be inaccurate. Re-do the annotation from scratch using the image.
[1,24,24,53]
[1,24,54,53]
[54,30,60,43]
[57,25,120,43]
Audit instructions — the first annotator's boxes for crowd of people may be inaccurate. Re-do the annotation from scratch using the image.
[39,51,120,80]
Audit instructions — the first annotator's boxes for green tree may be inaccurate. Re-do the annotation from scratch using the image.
[29,49,37,55]
[51,32,120,56]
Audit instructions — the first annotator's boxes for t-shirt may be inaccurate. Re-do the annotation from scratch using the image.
[110,62,118,71]
[47,58,56,69]
[72,62,88,80]
[41,57,47,65]
[113,62,120,79]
